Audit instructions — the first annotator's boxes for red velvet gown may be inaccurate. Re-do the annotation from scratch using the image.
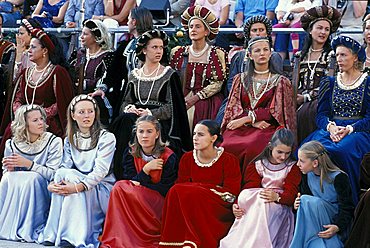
[221,74,296,182]
[159,150,241,248]
[100,147,178,248]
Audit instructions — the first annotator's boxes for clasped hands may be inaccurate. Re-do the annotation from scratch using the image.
[328,124,349,142]
[48,180,77,196]
[125,105,151,116]
[2,153,32,171]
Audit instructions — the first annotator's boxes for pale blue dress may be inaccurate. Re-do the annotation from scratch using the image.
[0,132,63,242]
[38,130,116,248]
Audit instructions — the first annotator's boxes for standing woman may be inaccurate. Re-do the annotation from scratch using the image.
[70,19,114,125]
[110,29,191,180]
[303,36,370,203]
[170,5,227,130]
[39,95,116,248]
[0,28,74,175]
[0,105,62,242]
[159,120,241,248]
[297,6,341,143]
[100,115,178,248]
[221,37,296,178]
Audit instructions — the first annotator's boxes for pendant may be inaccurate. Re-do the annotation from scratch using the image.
[309,70,315,81]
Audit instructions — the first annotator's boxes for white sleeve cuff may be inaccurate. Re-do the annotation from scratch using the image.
[326,121,336,131]
[346,125,354,134]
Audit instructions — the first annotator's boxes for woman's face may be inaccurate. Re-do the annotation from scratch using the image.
[310,20,331,45]
[364,20,370,45]
[336,45,358,72]
[189,18,209,42]
[71,100,96,133]
[18,26,32,46]
[143,38,164,64]
[28,38,48,63]
[136,121,159,152]
[249,23,267,39]
[127,13,136,34]
[297,151,317,174]
[80,27,96,48]
[26,110,45,138]
[269,144,292,164]
[249,41,271,66]
[193,124,217,151]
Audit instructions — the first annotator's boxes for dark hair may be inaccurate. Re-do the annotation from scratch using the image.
[130,115,167,158]
[197,119,223,145]
[300,33,332,60]
[131,7,153,35]
[254,128,295,163]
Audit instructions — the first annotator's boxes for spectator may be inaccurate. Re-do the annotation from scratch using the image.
[0,0,23,27]
[195,0,230,25]
[38,94,116,248]
[23,0,39,19]
[93,0,135,26]
[32,0,69,28]
[0,105,62,242]
[64,0,104,28]
[169,0,190,26]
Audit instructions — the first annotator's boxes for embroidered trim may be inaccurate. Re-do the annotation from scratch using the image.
[193,147,224,167]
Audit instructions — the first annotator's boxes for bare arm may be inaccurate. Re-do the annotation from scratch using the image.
[6,0,24,6]
[105,0,135,23]
[32,0,44,16]
[219,5,230,26]
[234,11,244,28]
[353,0,367,18]
[266,10,276,20]
[104,0,114,16]
[52,1,69,24]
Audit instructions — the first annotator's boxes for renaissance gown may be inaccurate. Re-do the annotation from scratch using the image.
[303,74,370,203]
[170,45,228,129]
[221,73,296,180]
[159,149,241,248]
[0,132,62,242]
[290,171,354,248]
[110,66,192,180]
[38,130,116,248]
[100,147,178,248]
[220,159,301,248]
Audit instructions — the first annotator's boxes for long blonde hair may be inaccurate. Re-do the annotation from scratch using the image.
[11,105,48,143]
[299,141,342,191]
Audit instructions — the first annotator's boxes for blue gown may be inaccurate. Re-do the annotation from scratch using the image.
[38,130,116,248]
[290,171,354,248]
[0,132,62,242]
[303,75,370,203]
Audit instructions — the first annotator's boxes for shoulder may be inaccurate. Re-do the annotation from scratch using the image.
[99,130,116,143]
[180,151,193,161]
[212,46,227,59]
[334,171,350,185]
[221,150,239,164]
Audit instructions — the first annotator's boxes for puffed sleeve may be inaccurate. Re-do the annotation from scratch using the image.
[221,152,242,196]
[333,172,355,234]
[227,51,245,94]
[316,76,334,130]
[176,152,193,183]
[243,162,262,189]
[61,137,75,169]
[2,139,12,173]
[81,131,116,190]
[31,136,63,181]
[350,77,370,132]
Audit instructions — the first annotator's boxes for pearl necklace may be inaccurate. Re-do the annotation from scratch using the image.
[87,47,102,59]
[307,48,322,80]
[189,43,209,58]
[310,47,324,52]
[25,62,52,105]
[141,63,161,77]
[137,64,161,105]
[193,147,224,168]
[254,69,269,74]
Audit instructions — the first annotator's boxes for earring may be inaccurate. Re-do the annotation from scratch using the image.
[42,54,46,57]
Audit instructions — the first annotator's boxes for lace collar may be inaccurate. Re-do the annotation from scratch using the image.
[193,147,224,168]
[13,132,53,155]
[132,66,170,81]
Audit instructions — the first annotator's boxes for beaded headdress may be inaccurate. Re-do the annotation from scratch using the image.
[70,94,97,113]
[181,5,219,41]
[243,15,272,42]
[331,35,366,62]
[136,29,168,62]
[31,28,55,53]
[301,6,341,34]
[83,19,106,46]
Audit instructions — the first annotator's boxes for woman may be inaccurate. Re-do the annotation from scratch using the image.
[70,19,114,125]
[0,28,74,176]
[220,128,301,248]
[159,120,241,248]
[100,115,178,248]
[296,5,341,143]
[0,104,62,242]
[110,29,191,180]
[303,35,370,204]
[32,0,69,28]
[94,0,136,26]
[170,5,227,130]
[38,94,116,248]
[291,141,354,247]
[221,37,296,179]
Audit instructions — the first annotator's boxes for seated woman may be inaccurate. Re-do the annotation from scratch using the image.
[170,6,227,130]
[93,0,136,26]
[0,28,74,176]
[110,29,191,180]
[70,19,114,125]
[221,36,296,178]
[303,35,370,203]
[100,115,178,248]
[296,6,341,143]
[345,153,370,247]
[38,95,116,248]
[159,120,241,248]
[32,0,69,28]
[220,128,301,248]
[291,141,354,247]
[0,104,62,242]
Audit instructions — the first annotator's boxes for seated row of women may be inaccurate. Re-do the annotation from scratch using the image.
[0,105,360,247]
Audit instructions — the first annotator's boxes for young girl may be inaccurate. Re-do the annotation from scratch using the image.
[39,95,116,247]
[219,128,301,248]
[290,141,354,248]
[100,115,178,248]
